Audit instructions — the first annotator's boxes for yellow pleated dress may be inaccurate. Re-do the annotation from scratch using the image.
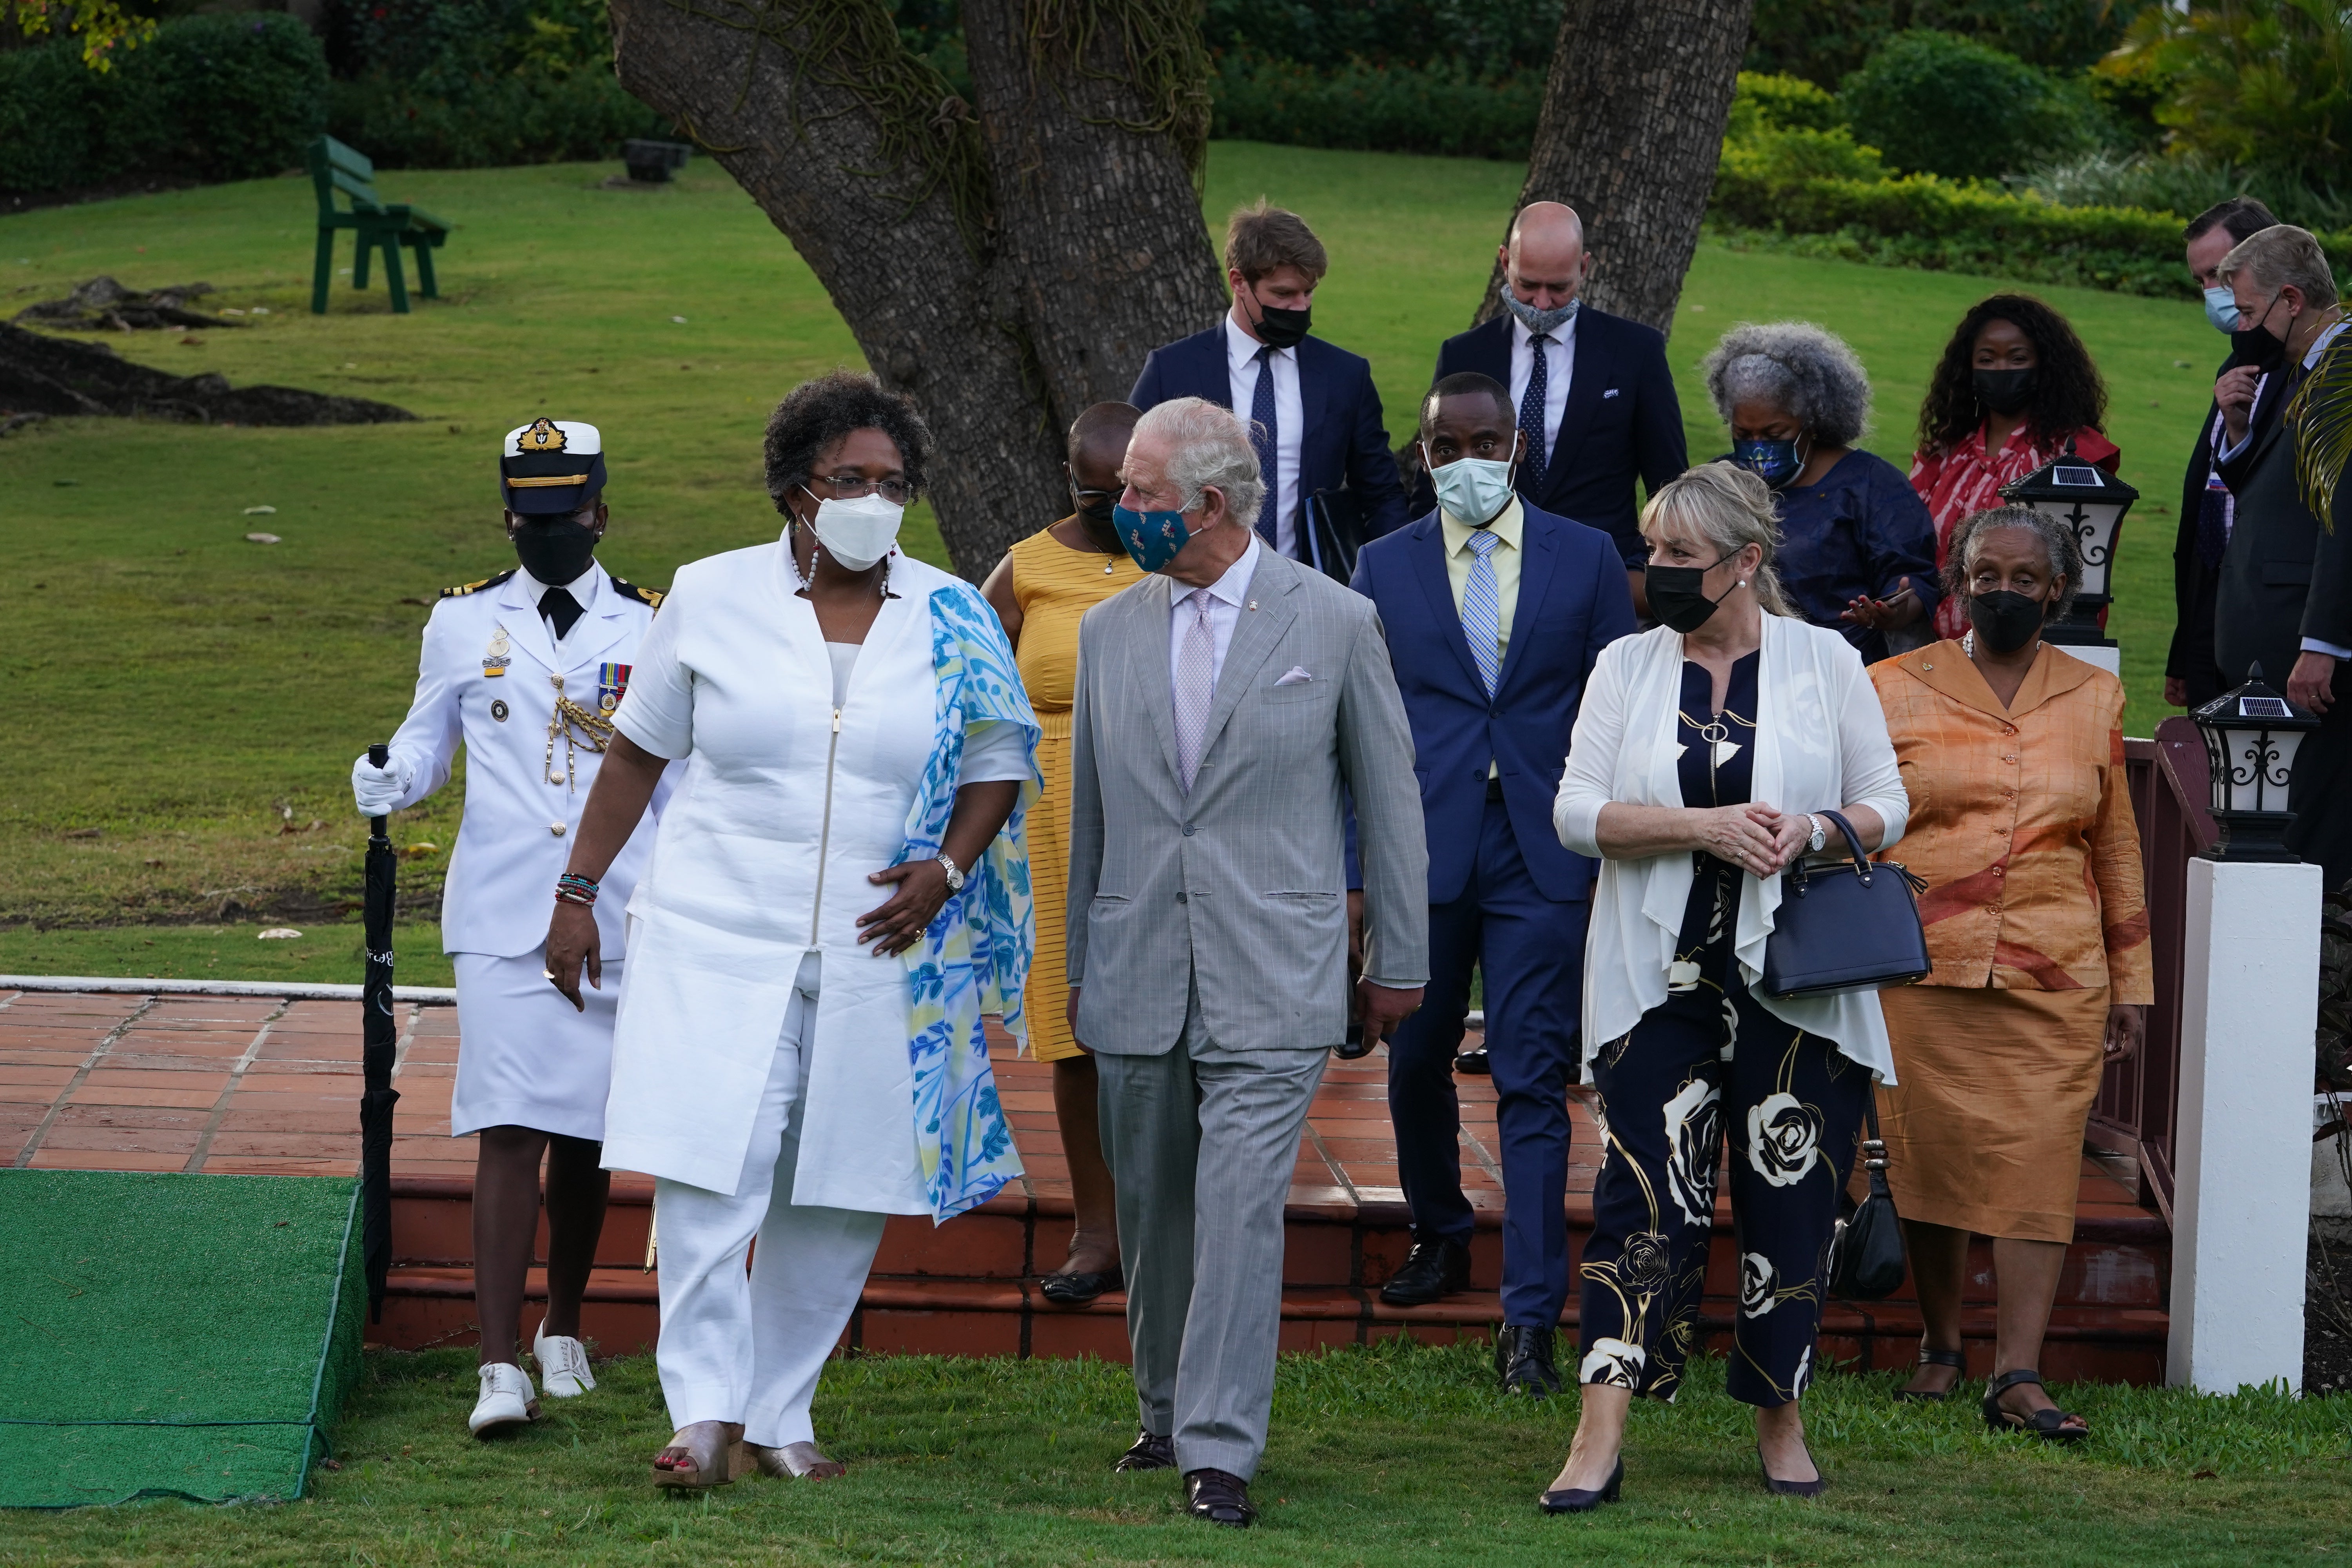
[1009,523,1144,1062]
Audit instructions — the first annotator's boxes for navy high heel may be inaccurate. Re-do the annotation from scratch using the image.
[1539,1457,1623,1514]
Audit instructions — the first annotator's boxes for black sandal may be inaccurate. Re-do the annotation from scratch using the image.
[1894,1343,1966,1403]
[1980,1368,2088,1442]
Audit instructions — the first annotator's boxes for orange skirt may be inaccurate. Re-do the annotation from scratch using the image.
[1875,984,2109,1243]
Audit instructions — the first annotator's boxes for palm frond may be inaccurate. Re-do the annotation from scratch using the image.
[2291,332,2352,531]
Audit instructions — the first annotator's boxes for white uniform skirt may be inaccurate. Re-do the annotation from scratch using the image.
[451,951,619,1142]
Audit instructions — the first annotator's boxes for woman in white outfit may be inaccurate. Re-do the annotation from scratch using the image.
[543,373,1039,1489]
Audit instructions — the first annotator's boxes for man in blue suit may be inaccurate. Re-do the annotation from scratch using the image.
[1133,201,1408,578]
[1426,202,1686,617]
[1351,371,1636,1396]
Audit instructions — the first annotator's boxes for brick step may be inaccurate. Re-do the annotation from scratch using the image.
[374,1266,2167,1386]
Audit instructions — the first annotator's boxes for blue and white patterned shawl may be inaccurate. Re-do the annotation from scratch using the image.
[898,579,1040,1223]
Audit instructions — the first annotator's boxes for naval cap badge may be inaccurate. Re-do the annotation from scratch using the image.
[516,417,569,454]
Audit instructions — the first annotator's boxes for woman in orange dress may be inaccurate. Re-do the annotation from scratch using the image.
[1867,504,2152,1440]
[1908,296,2119,648]
[981,403,1145,1305]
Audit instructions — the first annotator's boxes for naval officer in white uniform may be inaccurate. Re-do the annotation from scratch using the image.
[352,417,670,1438]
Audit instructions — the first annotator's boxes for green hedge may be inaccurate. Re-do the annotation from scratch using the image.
[1210,53,1543,162]
[326,68,667,171]
[0,15,328,197]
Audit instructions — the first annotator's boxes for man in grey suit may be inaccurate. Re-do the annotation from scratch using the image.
[1066,396,1428,1528]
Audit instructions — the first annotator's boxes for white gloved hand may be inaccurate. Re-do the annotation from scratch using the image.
[352,751,414,817]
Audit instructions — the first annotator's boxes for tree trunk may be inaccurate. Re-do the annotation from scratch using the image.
[1474,0,1755,336]
[607,0,1221,577]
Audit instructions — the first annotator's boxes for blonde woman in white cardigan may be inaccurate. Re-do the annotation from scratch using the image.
[1539,463,1909,1514]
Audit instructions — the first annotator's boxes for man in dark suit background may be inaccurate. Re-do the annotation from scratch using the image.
[2212,223,2352,883]
[1426,201,1686,616]
[2167,196,2279,712]
[1131,201,1408,577]
[1350,372,1637,1394]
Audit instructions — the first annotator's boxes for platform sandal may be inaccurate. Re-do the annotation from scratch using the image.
[652,1421,750,1488]
[1894,1343,1967,1403]
[1980,1369,2088,1442]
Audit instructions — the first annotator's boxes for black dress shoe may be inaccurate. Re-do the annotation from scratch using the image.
[1757,1443,1826,1497]
[1379,1237,1471,1306]
[1184,1467,1256,1527]
[1454,1045,1491,1074]
[1495,1324,1562,1396]
[1112,1430,1174,1472]
[1539,1457,1623,1514]
[1040,1267,1123,1306]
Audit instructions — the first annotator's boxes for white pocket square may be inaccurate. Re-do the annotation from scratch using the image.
[1275,666,1315,686]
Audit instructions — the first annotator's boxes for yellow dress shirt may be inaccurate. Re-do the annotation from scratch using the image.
[1439,494,1523,779]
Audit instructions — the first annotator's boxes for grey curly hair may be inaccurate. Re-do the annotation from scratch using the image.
[1701,321,1873,448]
[1640,462,1799,618]
[1941,504,2082,621]
[1131,396,1267,526]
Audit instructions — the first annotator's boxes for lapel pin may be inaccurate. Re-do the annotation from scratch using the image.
[1247,599,1258,611]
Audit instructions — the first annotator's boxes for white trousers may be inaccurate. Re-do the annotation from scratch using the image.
[652,952,886,1446]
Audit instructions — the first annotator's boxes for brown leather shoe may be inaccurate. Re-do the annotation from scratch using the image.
[1184,1467,1256,1526]
[1113,1430,1175,1472]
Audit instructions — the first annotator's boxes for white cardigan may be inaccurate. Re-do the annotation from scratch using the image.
[1553,615,1911,1081]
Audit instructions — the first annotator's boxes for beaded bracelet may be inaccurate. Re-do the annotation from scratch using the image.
[555,872,600,907]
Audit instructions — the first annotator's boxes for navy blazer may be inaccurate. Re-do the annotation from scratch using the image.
[1132,325,1410,550]
[1351,501,1637,904]
[1427,308,1687,570]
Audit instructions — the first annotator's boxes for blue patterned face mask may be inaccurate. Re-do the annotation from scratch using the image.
[1732,436,1805,491]
[1112,503,1194,573]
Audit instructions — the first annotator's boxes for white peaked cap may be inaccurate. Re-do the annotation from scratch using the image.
[502,419,603,457]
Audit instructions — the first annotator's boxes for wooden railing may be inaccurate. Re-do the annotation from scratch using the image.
[2091,717,2219,1223]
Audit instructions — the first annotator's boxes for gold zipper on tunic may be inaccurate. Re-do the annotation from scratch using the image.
[811,707,842,947]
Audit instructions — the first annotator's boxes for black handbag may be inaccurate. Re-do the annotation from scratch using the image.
[1760,809,1932,999]
[1829,1100,1906,1300]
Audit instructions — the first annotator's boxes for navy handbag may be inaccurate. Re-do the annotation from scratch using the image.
[1760,809,1932,1000]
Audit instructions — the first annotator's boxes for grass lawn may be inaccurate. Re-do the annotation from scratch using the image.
[4,1344,2346,1564]
[0,141,2218,942]
[0,919,452,988]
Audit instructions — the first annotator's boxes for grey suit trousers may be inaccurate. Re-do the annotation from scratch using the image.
[1095,977,1326,1481]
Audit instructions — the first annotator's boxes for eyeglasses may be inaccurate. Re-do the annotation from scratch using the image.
[1069,485,1119,507]
[812,473,912,505]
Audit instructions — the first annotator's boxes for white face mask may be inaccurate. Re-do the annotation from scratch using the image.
[806,490,903,571]
[1423,450,1516,527]
[2204,284,2241,333]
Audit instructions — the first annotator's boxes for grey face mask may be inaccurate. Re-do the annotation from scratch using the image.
[1499,282,1579,337]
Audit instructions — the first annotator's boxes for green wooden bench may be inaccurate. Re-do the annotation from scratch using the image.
[308,136,450,316]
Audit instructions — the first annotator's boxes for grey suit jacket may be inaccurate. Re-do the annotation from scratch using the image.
[1065,546,1428,1055]
[2215,367,2352,686]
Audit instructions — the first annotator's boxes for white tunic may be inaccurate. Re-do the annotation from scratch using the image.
[599,542,1027,1209]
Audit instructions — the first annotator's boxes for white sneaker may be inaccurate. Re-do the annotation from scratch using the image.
[532,1321,597,1398]
[468,1362,539,1437]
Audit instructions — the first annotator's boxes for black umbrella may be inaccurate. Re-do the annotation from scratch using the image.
[361,742,402,1321]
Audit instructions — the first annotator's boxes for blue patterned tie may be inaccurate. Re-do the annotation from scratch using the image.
[1462,528,1503,697]
[1249,345,1279,545]
[1517,333,1551,497]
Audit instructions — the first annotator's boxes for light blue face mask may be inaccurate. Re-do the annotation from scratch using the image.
[1111,502,1194,573]
[2204,285,2241,334]
[1424,449,1517,526]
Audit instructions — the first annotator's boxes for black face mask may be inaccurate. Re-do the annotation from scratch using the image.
[2224,309,2290,376]
[1972,367,2036,416]
[513,518,599,586]
[1646,553,1738,634]
[1069,481,1118,528]
[1247,289,1311,351]
[1968,588,2047,655]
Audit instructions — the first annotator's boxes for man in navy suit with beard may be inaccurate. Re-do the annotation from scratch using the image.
[1132,201,1408,578]
[1427,201,1686,619]
[1351,371,1635,1395]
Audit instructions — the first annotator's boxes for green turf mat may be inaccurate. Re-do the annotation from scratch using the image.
[0,1171,363,1508]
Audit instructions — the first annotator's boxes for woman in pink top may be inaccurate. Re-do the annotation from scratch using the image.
[1909,295,2120,644]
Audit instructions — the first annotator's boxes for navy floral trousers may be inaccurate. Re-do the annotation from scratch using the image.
[1578,952,1872,1407]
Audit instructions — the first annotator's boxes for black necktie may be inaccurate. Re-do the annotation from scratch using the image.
[1519,333,1551,496]
[541,586,583,640]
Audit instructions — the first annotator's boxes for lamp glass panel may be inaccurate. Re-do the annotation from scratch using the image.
[2028,497,2126,598]
[2225,725,2303,813]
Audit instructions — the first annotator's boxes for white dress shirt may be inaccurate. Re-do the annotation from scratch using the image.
[2214,317,2352,659]
[1167,532,1262,697]
[1508,307,1578,466]
[516,561,601,646]
[1225,314,1303,558]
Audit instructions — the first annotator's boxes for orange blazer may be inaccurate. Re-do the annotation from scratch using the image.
[1869,642,2153,1002]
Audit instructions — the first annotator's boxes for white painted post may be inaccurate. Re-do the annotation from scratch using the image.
[2167,856,2323,1394]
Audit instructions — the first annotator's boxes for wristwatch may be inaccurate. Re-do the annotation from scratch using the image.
[1806,815,1828,855]
[936,853,966,893]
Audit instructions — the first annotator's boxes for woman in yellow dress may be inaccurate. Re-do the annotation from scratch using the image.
[982,402,1144,1303]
